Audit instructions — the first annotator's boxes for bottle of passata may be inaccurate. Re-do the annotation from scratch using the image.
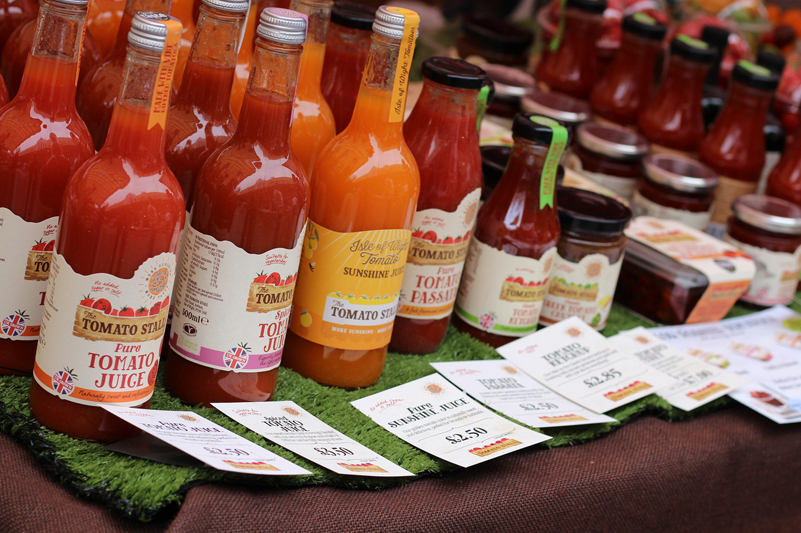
[165,0,247,210]
[389,58,485,355]
[637,35,715,157]
[165,8,308,406]
[229,0,258,119]
[535,0,606,101]
[320,1,374,134]
[169,0,197,89]
[0,0,94,376]
[30,13,185,441]
[589,13,666,127]
[77,0,170,150]
[453,114,565,347]
[701,61,779,230]
[288,0,336,176]
[86,0,125,58]
[283,6,420,388]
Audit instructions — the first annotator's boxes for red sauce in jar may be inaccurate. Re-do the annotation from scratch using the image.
[766,131,801,207]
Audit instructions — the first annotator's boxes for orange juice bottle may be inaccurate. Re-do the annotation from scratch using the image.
[87,0,125,58]
[283,6,420,388]
[169,0,197,89]
[288,0,335,176]
[229,0,257,119]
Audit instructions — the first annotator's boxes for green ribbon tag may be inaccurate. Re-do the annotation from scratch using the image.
[530,116,568,209]
[476,84,490,132]
[549,0,567,52]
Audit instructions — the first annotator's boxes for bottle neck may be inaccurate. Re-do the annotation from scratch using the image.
[291,0,332,98]
[409,79,480,142]
[556,8,603,58]
[616,31,662,71]
[658,55,709,102]
[715,80,773,130]
[110,0,170,59]
[497,137,552,225]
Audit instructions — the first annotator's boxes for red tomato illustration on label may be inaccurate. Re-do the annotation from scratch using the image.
[92,298,113,314]
[135,307,149,317]
[118,306,135,317]
[266,272,282,285]
[161,296,170,310]
[79,295,95,307]
[31,239,47,251]
[422,230,437,243]
[109,309,119,316]
[505,276,515,282]
[442,236,454,245]
[412,229,423,238]
[148,362,158,386]
[513,277,525,285]
[44,240,55,251]
[254,271,269,283]
[149,302,161,316]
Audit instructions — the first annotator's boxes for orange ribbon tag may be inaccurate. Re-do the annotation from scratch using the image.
[386,7,419,123]
[148,17,182,131]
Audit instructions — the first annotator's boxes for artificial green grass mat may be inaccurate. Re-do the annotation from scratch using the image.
[0,300,789,522]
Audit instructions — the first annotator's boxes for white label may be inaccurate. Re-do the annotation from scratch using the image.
[0,209,58,341]
[214,401,414,477]
[169,225,304,372]
[454,239,555,338]
[33,252,176,407]
[397,188,480,320]
[430,360,617,427]
[497,317,678,413]
[630,190,711,231]
[723,234,801,307]
[565,153,637,200]
[351,374,550,468]
[102,406,311,475]
[540,252,623,330]
[728,382,801,424]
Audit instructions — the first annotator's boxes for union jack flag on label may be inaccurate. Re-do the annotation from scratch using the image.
[52,370,74,395]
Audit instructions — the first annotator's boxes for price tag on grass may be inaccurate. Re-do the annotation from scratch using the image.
[213,401,413,477]
[351,374,550,468]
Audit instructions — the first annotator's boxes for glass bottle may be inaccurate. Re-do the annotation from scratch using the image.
[29,12,185,441]
[699,25,729,129]
[0,0,35,56]
[755,49,787,195]
[169,0,197,89]
[87,0,125,58]
[165,8,308,406]
[229,0,258,119]
[0,0,94,376]
[766,130,801,208]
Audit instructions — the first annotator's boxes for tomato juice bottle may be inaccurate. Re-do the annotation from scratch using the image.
[229,0,257,119]
[452,114,566,347]
[319,1,373,134]
[165,8,308,406]
[282,6,420,388]
[169,0,198,89]
[388,57,486,355]
[0,0,94,375]
[29,12,185,441]
[77,0,170,150]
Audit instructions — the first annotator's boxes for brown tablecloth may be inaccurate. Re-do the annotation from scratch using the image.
[1,404,799,532]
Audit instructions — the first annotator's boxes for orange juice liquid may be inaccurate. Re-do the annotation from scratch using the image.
[229,2,257,120]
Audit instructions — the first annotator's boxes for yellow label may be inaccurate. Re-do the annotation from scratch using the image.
[148,18,183,130]
[75,0,92,85]
[289,220,411,350]
[386,7,419,123]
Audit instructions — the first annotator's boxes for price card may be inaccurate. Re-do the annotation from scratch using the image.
[611,327,750,411]
[102,406,311,476]
[728,382,801,424]
[430,360,617,427]
[496,317,677,413]
[213,401,413,477]
[351,374,550,468]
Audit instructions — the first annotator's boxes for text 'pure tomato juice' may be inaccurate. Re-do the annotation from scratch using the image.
[283,6,420,388]
[389,58,486,355]
[29,13,185,441]
[0,0,94,375]
[165,8,309,406]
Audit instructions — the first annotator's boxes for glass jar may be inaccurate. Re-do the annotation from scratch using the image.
[481,145,511,202]
[483,64,535,121]
[521,90,590,143]
[455,15,533,67]
[723,195,801,307]
[540,187,631,330]
[565,121,649,200]
[631,153,719,231]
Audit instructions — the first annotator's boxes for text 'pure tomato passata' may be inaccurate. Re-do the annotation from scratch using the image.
[29,13,185,442]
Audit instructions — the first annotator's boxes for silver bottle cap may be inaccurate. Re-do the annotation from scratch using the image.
[53,0,90,6]
[202,0,249,13]
[373,5,414,40]
[257,8,307,44]
[129,12,181,52]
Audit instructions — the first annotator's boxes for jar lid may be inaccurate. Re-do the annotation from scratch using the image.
[481,145,510,190]
[129,12,181,52]
[460,15,533,56]
[421,57,486,90]
[373,5,416,41]
[731,195,801,235]
[557,187,632,234]
[575,122,649,160]
[622,13,666,41]
[756,48,786,75]
[512,114,568,146]
[732,60,780,92]
[700,25,730,53]
[643,153,719,193]
[258,8,307,44]
[482,64,535,99]
[331,1,374,31]
[566,0,607,15]
[670,34,716,63]
[521,90,590,125]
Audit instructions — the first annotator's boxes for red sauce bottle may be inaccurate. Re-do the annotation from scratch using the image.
[29,13,185,441]
[453,114,565,347]
[0,0,35,58]
[77,0,171,150]
[535,0,606,100]
[766,127,801,207]
[700,61,778,231]
[320,1,373,134]
[589,13,666,127]
[389,58,486,355]
[637,35,715,156]
[0,0,94,376]
[164,8,308,406]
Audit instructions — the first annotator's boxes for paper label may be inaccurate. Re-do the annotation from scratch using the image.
[148,17,183,130]
[709,175,758,226]
[0,209,58,343]
[728,383,801,424]
[288,220,410,350]
[214,401,413,477]
[431,360,617,427]
[630,190,711,231]
[497,317,677,413]
[102,406,311,475]
[454,239,555,338]
[626,217,755,324]
[351,374,550,467]
[169,225,304,372]
[33,252,175,407]
[530,116,567,209]
[565,153,637,200]
[540,252,623,330]
[723,234,801,307]
[386,7,419,123]
[397,189,480,320]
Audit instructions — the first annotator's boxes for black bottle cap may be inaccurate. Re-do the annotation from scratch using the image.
[330,1,374,32]
[461,15,533,56]
[670,34,716,63]
[756,48,786,75]
[700,25,729,86]
[556,187,632,234]
[421,57,487,90]
[512,113,569,146]
[566,0,607,14]
[622,13,666,41]
[732,60,779,92]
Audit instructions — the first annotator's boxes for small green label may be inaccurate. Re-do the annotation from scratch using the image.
[476,84,490,132]
[676,34,709,50]
[632,12,657,25]
[549,0,567,52]
[529,116,568,209]
[738,60,772,77]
